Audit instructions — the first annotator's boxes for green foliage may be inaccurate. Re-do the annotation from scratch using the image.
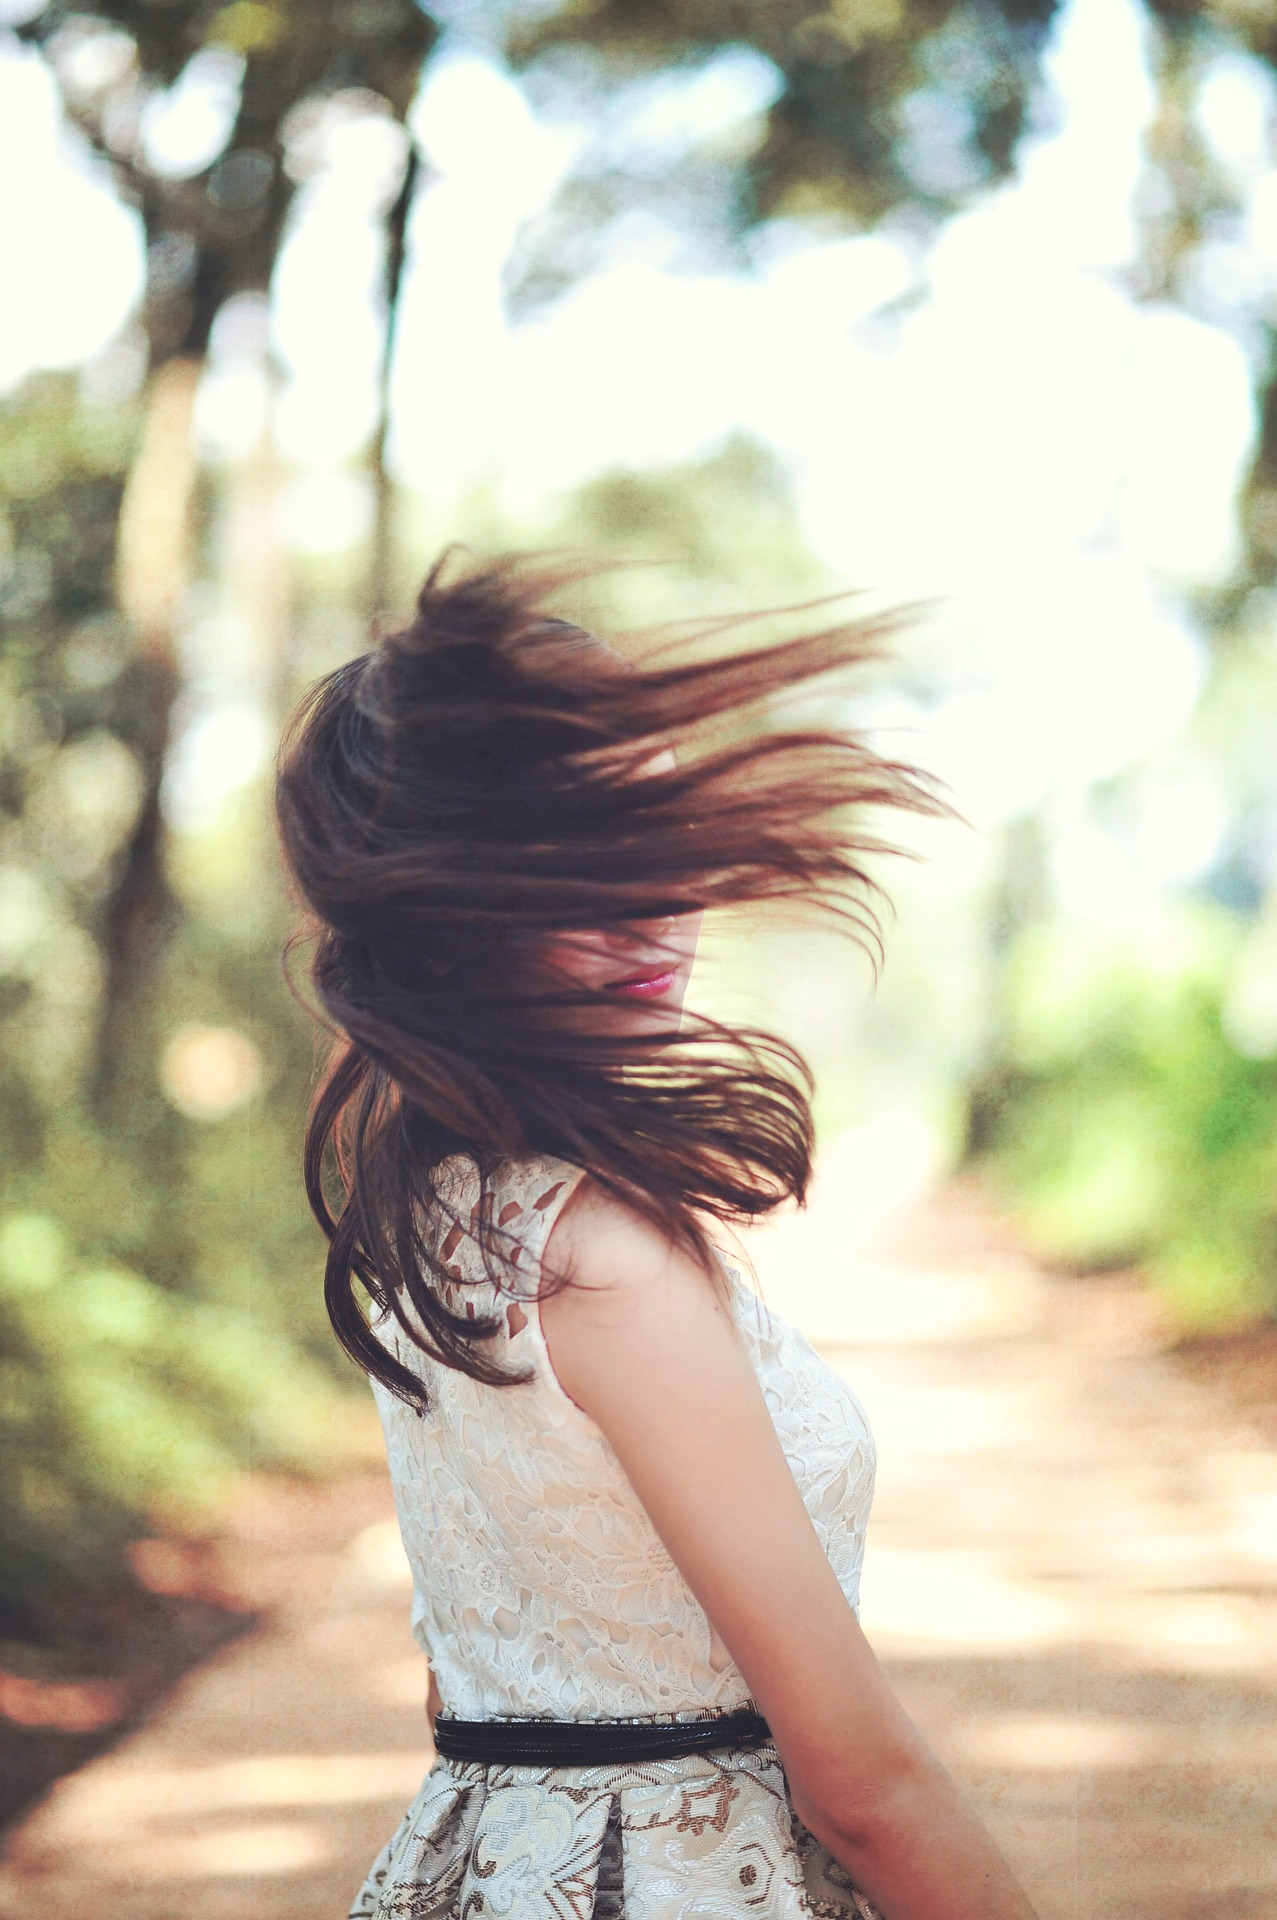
[0,375,142,1124]
[972,902,1277,1328]
[0,1208,347,1623]
[0,373,366,1641]
[509,0,1056,246]
[0,826,365,1629]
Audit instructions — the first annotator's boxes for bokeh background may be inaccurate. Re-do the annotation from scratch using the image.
[1,0,1276,1907]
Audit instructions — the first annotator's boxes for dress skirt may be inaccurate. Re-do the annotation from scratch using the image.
[348,1742,881,1919]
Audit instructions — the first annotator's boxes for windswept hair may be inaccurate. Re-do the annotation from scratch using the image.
[275,550,949,1407]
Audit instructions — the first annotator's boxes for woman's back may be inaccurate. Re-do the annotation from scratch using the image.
[372,1152,877,1723]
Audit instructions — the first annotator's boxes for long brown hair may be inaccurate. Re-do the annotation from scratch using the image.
[275,550,948,1407]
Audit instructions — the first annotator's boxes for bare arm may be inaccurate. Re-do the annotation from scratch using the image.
[541,1184,1038,1920]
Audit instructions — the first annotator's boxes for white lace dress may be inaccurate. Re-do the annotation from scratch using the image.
[350,1153,880,1920]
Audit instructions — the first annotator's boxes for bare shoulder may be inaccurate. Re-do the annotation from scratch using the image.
[539,1178,736,1416]
[544,1176,713,1306]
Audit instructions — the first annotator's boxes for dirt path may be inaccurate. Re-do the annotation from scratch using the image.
[1,1151,1272,1920]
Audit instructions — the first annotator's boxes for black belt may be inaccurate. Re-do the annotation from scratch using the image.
[433,1707,772,1767]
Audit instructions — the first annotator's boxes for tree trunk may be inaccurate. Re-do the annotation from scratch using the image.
[91,356,201,1122]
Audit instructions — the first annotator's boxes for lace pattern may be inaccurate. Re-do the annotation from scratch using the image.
[371,1154,877,1724]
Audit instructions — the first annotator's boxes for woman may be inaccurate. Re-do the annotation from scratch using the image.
[275,551,1038,1920]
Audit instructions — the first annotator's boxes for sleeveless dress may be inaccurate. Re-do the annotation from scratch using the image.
[349,1153,881,1920]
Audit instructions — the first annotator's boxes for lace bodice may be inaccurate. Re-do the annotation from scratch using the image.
[370,1154,876,1722]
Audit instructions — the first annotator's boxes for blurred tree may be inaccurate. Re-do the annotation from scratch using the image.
[504,0,1054,299]
[503,0,1277,579]
[970,899,1277,1326]
[0,376,359,1654]
[15,0,437,1118]
[0,0,438,1662]
[23,0,434,358]
[970,589,1277,1326]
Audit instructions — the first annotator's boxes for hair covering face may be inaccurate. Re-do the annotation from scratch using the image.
[276,551,949,1405]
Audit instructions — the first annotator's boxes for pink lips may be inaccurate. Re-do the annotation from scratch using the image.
[605,968,677,998]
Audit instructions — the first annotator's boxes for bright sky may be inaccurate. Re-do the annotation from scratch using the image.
[0,0,1264,859]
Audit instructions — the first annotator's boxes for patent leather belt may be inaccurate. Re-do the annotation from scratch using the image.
[433,1707,772,1767]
